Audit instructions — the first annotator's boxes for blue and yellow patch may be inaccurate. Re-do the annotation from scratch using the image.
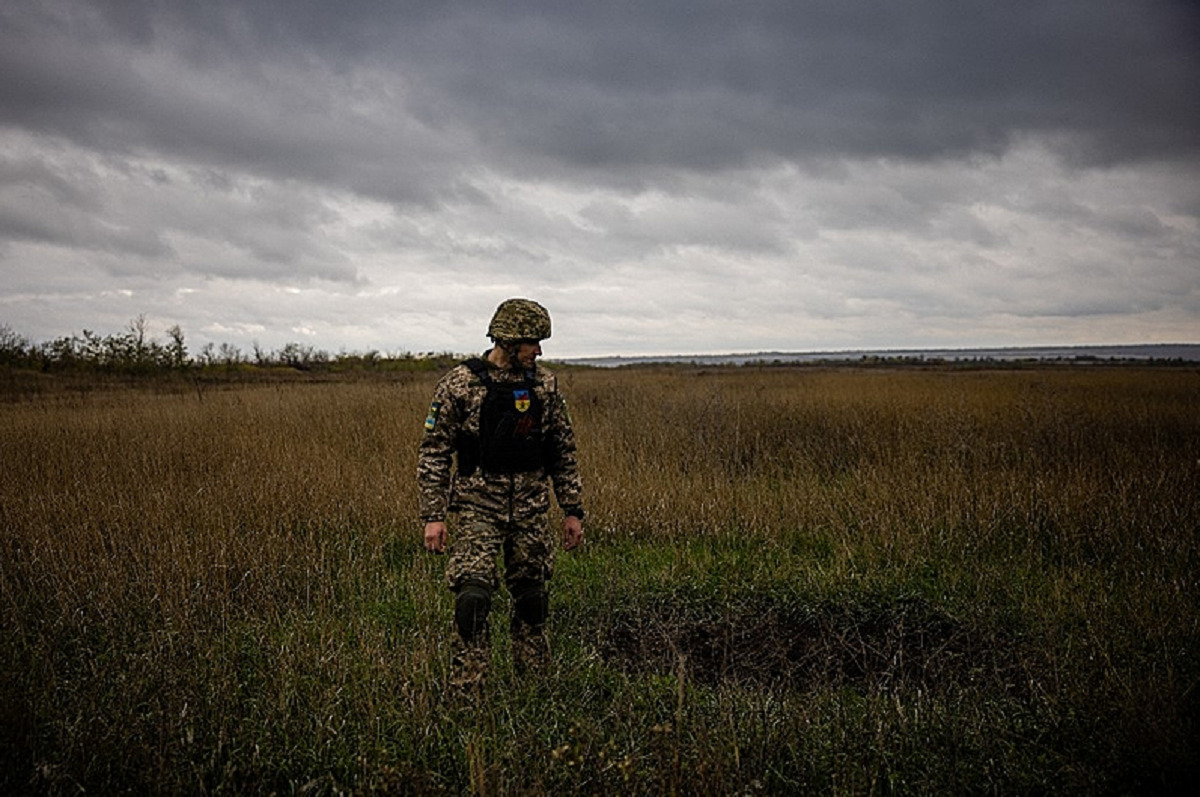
[424,401,442,431]
[513,389,531,412]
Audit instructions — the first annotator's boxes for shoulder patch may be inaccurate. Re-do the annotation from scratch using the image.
[424,401,442,432]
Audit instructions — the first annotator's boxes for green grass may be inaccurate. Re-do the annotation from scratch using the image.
[2,365,1198,793]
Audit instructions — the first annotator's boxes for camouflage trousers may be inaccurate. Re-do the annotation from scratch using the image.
[446,510,555,689]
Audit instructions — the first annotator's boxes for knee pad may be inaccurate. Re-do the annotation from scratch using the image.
[510,579,548,628]
[454,582,492,643]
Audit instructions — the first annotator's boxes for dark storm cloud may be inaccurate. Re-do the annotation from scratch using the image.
[5,0,1198,192]
[1,0,1197,355]
[0,1,466,209]
[306,0,1200,169]
[310,0,1197,182]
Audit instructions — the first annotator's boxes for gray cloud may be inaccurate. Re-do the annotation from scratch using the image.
[9,1,1198,180]
[1,1,1197,356]
[399,0,1200,171]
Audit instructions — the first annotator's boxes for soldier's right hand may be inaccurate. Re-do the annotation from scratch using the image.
[424,521,447,553]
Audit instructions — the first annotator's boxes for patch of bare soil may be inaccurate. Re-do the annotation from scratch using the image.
[598,595,1031,694]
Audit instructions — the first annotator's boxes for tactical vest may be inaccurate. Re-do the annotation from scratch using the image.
[459,358,547,475]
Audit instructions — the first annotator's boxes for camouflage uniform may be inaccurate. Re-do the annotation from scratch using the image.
[418,323,583,688]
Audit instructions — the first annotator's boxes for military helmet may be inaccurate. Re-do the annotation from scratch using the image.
[487,298,552,341]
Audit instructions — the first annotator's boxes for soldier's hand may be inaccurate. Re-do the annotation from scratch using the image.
[424,521,447,553]
[562,515,583,551]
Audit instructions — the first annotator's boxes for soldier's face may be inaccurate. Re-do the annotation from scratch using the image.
[515,340,542,368]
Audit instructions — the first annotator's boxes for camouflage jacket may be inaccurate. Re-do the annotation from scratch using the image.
[418,354,583,524]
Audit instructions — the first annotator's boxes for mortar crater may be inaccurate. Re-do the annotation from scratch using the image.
[598,595,1028,693]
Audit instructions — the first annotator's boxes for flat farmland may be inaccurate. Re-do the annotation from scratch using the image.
[2,365,1197,794]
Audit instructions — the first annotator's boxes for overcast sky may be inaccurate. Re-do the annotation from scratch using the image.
[2,0,1198,358]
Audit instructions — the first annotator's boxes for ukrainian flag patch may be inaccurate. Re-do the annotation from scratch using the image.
[424,401,442,431]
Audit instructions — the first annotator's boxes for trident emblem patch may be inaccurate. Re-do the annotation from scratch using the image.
[513,389,531,412]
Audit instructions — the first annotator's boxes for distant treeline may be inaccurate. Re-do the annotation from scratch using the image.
[4,318,1193,378]
[0,317,461,375]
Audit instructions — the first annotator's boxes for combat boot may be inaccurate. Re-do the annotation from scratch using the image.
[450,633,490,696]
[509,579,550,676]
[511,619,549,676]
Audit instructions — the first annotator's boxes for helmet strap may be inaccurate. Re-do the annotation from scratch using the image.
[488,339,523,370]
[501,340,523,367]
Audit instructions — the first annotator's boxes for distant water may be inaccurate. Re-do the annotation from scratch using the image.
[564,344,1200,368]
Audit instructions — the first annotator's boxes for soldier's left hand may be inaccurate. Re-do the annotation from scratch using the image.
[562,515,583,551]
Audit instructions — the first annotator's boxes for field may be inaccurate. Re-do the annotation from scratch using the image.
[2,364,1198,794]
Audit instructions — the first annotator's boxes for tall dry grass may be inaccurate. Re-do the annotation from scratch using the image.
[2,365,1197,793]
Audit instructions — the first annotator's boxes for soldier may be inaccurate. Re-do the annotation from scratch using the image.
[418,298,584,690]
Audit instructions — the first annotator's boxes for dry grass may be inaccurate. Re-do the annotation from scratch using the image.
[2,365,1198,793]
